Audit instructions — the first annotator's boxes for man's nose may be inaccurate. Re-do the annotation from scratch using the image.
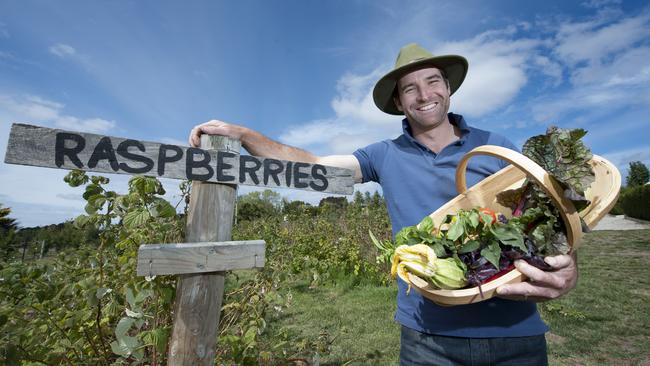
[416,87,433,102]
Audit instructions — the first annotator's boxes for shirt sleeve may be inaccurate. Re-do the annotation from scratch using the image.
[487,133,520,170]
[352,141,388,183]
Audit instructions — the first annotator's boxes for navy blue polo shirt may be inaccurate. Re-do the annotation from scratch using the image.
[353,113,548,338]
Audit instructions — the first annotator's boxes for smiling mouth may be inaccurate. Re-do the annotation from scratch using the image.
[417,102,438,112]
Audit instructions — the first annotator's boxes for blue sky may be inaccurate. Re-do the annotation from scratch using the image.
[1,0,649,227]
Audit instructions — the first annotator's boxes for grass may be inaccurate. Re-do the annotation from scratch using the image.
[261,230,650,366]
[541,230,650,366]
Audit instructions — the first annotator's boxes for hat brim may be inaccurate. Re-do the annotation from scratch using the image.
[373,55,468,115]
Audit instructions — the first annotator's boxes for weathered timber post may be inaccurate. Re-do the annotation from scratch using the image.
[168,135,239,365]
[39,240,45,259]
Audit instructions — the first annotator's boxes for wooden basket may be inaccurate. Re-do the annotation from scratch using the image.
[406,145,621,306]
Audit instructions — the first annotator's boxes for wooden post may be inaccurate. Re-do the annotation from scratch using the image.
[167,135,240,365]
[21,241,27,262]
[39,240,45,259]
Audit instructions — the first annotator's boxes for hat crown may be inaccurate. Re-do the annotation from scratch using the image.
[395,43,435,69]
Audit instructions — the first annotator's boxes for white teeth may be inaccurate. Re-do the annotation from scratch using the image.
[418,103,438,111]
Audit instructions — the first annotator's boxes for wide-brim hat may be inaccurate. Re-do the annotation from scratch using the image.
[373,43,468,115]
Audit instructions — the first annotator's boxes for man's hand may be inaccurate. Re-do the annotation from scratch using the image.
[189,120,245,147]
[496,253,578,302]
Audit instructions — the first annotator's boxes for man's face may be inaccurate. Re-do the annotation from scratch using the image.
[394,67,451,132]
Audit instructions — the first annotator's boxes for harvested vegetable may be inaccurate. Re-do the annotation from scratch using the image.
[371,126,595,293]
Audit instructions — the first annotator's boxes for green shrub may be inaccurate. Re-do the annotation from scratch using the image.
[619,184,650,220]
[608,187,629,215]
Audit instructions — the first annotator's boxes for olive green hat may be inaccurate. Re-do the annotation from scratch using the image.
[372,43,468,115]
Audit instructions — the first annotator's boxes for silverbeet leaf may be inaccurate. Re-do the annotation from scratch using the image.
[522,126,595,210]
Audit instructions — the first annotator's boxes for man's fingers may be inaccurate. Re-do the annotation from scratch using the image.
[544,254,572,269]
[188,120,228,147]
[514,260,564,289]
[496,281,559,301]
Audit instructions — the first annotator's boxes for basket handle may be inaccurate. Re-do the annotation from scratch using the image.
[455,145,583,248]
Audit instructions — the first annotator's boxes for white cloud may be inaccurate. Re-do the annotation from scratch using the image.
[554,12,650,68]
[55,116,115,134]
[572,46,650,86]
[581,0,622,9]
[49,43,77,58]
[0,94,116,133]
[0,95,62,120]
[276,25,549,155]
[601,146,650,182]
[436,34,542,117]
[331,69,394,126]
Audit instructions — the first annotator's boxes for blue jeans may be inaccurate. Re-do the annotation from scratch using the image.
[399,326,548,366]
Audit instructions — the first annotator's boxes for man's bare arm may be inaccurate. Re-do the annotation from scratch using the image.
[189,120,363,183]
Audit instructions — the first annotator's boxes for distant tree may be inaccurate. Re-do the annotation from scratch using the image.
[237,190,283,221]
[0,204,18,232]
[369,191,384,208]
[627,161,649,187]
[283,200,312,216]
[318,196,348,209]
[352,191,365,206]
[0,204,18,259]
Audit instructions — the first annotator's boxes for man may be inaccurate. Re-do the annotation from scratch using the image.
[189,43,578,365]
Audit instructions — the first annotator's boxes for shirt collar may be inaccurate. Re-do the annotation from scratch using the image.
[401,113,471,147]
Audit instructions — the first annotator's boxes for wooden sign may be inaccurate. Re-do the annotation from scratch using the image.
[3,124,355,365]
[137,240,265,276]
[4,123,354,195]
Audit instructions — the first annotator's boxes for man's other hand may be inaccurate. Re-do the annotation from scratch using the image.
[189,120,245,147]
[496,253,578,302]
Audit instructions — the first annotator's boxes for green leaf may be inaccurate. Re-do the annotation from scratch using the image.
[151,198,175,218]
[134,289,153,304]
[85,202,99,215]
[467,211,480,229]
[123,208,151,229]
[243,326,258,345]
[87,194,106,210]
[110,335,139,357]
[126,287,136,308]
[491,225,526,252]
[91,175,110,185]
[479,212,494,226]
[83,184,103,200]
[459,240,480,254]
[73,214,90,228]
[115,317,135,338]
[431,243,447,257]
[417,216,434,234]
[446,218,465,241]
[125,308,143,318]
[96,287,112,300]
[141,328,170,354]
[481,241,501,269]
[64,170,89,187]
[395,226,419,246]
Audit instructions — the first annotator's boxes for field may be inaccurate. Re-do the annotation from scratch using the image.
[257,229,650,366]
[2,178,649,365]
